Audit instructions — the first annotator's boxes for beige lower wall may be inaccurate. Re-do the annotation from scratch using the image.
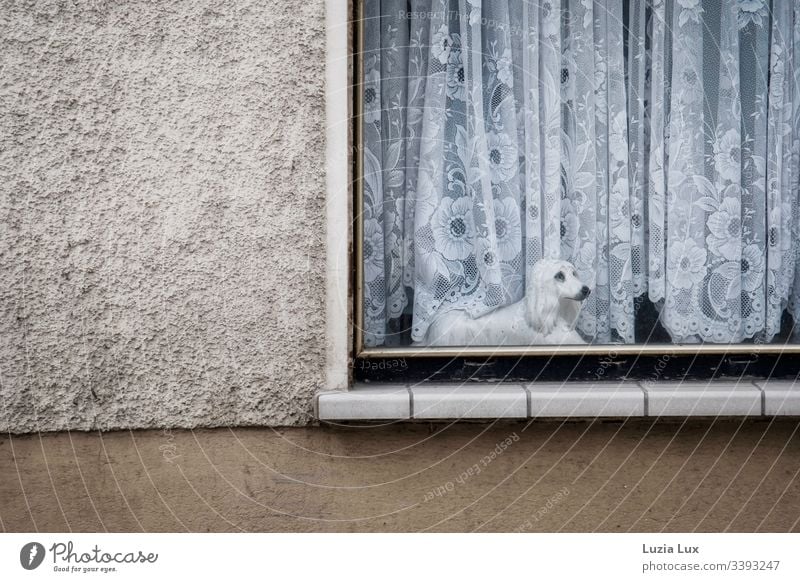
[0,0,328,431]
[2,422,799,532]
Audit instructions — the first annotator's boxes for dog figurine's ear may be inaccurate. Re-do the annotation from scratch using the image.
[526,260,560,335]
[559,295,582,330]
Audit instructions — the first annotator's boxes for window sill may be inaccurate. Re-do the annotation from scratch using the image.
[315,380,800,421]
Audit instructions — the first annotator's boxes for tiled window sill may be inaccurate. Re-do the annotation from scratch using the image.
[315,380,800,421]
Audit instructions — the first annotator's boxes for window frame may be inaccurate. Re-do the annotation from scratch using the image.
[351,0,800,365]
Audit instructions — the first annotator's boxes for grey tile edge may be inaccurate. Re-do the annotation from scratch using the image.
[313,390,341,419]
[525,385,532,418]
[751,380,766,416]
[636,381,649,417]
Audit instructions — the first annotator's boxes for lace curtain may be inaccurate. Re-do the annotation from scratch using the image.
[362,0,800,346]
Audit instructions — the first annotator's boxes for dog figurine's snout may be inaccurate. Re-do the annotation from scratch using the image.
[580,286,591,300]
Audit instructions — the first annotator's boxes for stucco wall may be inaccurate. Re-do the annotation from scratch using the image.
[0,0,328,431]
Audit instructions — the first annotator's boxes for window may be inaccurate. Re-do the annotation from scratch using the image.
[355,0,800,362]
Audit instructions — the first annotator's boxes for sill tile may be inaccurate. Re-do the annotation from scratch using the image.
[410,384,527,419]
[641,381,761,417]
[316,385,410,420]
[316,380,798,421]
[525,382,644,417]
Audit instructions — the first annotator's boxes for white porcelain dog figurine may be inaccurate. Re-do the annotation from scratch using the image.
[417,259,590,346]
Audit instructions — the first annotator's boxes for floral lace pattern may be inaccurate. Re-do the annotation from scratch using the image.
[363,0,800,346]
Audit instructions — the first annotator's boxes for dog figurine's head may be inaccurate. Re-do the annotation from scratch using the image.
[526,259,590,335]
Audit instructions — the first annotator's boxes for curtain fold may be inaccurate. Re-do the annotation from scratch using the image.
[363,0,800,347]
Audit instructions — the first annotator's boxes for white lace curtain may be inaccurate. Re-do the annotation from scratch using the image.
[362,0,800,346]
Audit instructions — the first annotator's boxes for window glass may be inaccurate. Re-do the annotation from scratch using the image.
[360,0,800,349]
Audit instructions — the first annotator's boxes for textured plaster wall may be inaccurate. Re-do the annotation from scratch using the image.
[0,0,328,431]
